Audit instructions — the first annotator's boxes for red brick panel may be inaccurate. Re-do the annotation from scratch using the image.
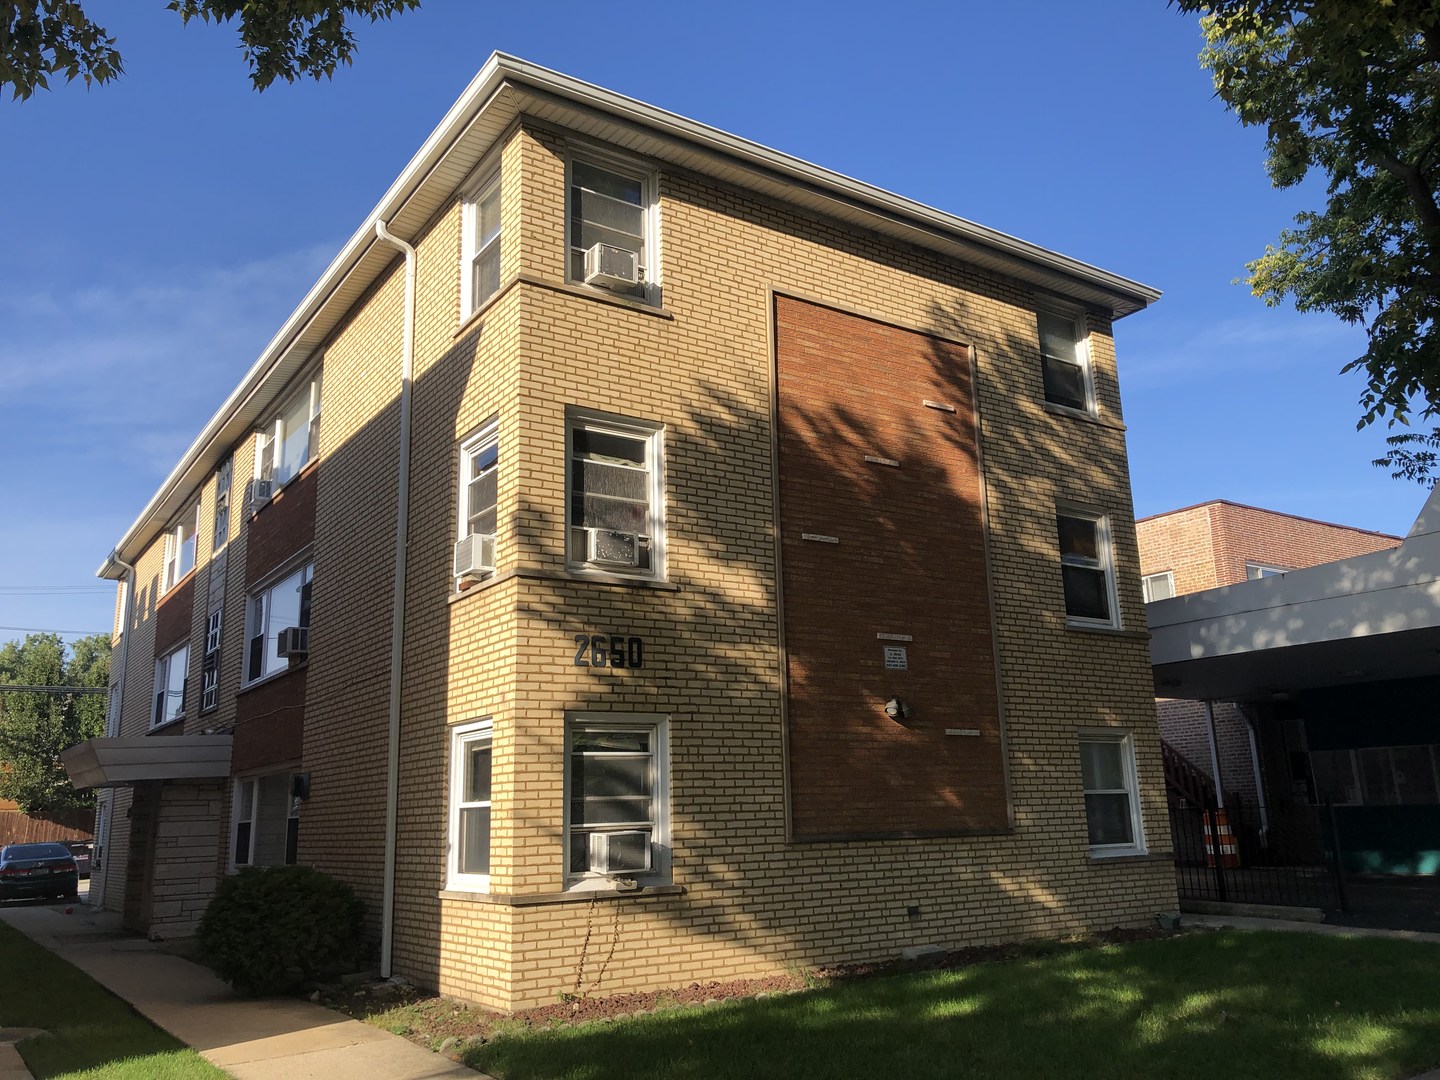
[233,667,306,774]
[1209,502,1399,586]
[775,295,1005,838]
[246,464,318,585]
[1138,500,1400,594]
[154,575,195,654]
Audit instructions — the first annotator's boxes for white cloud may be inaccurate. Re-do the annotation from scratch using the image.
[1120,312,1369,388]
[0,246,333,401]
[0,246,335,633]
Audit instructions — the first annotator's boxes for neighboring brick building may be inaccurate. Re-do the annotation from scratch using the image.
[68,55,1171,1011]
[1136,501,1400,818]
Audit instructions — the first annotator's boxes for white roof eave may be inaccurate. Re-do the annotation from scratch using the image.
[99,53,1160,578]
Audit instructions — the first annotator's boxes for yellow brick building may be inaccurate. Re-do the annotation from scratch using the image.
[68,55,1173,1011]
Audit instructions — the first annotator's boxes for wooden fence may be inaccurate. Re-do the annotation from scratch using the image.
[0,799,93,845]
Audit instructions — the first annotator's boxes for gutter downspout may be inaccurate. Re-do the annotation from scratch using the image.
[1204,700,1225,809]
[97,554,136,906]
[374,220,417,980]
[1245,714,1270,845]
[107,555,136,739]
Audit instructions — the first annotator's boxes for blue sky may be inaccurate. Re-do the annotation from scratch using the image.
[0,0,1424,642]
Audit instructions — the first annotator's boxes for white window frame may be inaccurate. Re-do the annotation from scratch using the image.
[1079,730,1145,857]
[162,504,200,594]
[1057,506,1119,629]
[243,561,313,687]
[152,643,189,729]
[254,370,323,496]
[1141,570,1176,603]
[565,148,661,304]
[1037,308,1093,414]
[1246,561,1290,580]
[455,422,499,587]
[563,713,670,891]
[446,719,494,892]
[231,776,257,868]
[565,409,665,580]
[230,773,300,871]
[461,172,502,320]
[201,608,222,713]
[213,455,233,552]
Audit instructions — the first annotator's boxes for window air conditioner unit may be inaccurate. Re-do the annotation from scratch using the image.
[247,478,274,510]
[452,533,496,581]
[585,528,641,567]
[276,626,309,660]
[587,830,651,874]
[583,243,640,290]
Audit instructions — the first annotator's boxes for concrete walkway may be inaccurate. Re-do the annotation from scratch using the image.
[0,899,484,1079]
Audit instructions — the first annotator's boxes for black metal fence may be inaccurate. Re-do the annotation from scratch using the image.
[1169,799,1347,912]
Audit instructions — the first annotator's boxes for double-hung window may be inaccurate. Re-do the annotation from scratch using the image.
[245,563,312,684]
[1037,310,1091,413]
[1141,571,1175,603]
[565,715,668,885]
[256,372,323,491]
[213,455,232,552]
[231,773,299,869]
[447,720,493,891]
[1246,561,1290,580]
[1079,731,1144,855]
[152,643,189,728]
[462,174,502,318]
[568,155,657,302]
[567,411,663,577]
[454,423,498,586]
[162,505,200,592]
[201,609,222,713]
[1057,508,1117,627]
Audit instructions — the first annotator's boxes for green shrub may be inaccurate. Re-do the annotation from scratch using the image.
[197,865,366,994]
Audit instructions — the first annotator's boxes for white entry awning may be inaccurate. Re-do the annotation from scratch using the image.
[62,735,233,790]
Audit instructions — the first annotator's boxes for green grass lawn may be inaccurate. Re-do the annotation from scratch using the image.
[0,919,229,1080]
[468,931,1440,1080]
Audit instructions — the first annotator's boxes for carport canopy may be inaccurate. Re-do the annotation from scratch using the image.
[1149,487,1440,703]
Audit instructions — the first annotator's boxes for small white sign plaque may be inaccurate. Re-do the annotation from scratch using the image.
[883,646,908,670]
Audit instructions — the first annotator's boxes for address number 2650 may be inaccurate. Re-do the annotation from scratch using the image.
[574,634,645,669]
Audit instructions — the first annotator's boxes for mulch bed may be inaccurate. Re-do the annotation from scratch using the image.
[324,925,1172,1049]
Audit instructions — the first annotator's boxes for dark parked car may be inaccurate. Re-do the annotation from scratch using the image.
[64,841,93,879]
[0,843,79,902]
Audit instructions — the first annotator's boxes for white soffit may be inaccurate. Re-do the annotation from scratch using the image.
[100,54,1158,576]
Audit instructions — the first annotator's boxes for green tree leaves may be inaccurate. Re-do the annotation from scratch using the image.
[1175,0,1440,484]
[0,633,109,813]
[1,0,420,99]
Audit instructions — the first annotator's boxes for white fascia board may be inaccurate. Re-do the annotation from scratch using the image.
[497,55,1161,313]
[98,52,1160,578]
[95,56,517,579]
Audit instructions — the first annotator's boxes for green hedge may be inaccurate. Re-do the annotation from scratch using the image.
[198,865,366,994]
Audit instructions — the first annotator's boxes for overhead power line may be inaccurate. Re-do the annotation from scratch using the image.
[0,585,112,594]
[0,627,111,637]
[0,685,107,695]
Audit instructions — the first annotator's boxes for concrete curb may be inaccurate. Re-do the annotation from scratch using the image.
[1185,912,1440,944]
[1181,899,1326,923]
[0,1043,33,1080]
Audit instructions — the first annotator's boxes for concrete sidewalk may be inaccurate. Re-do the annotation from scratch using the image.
[0,899,483,1079]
